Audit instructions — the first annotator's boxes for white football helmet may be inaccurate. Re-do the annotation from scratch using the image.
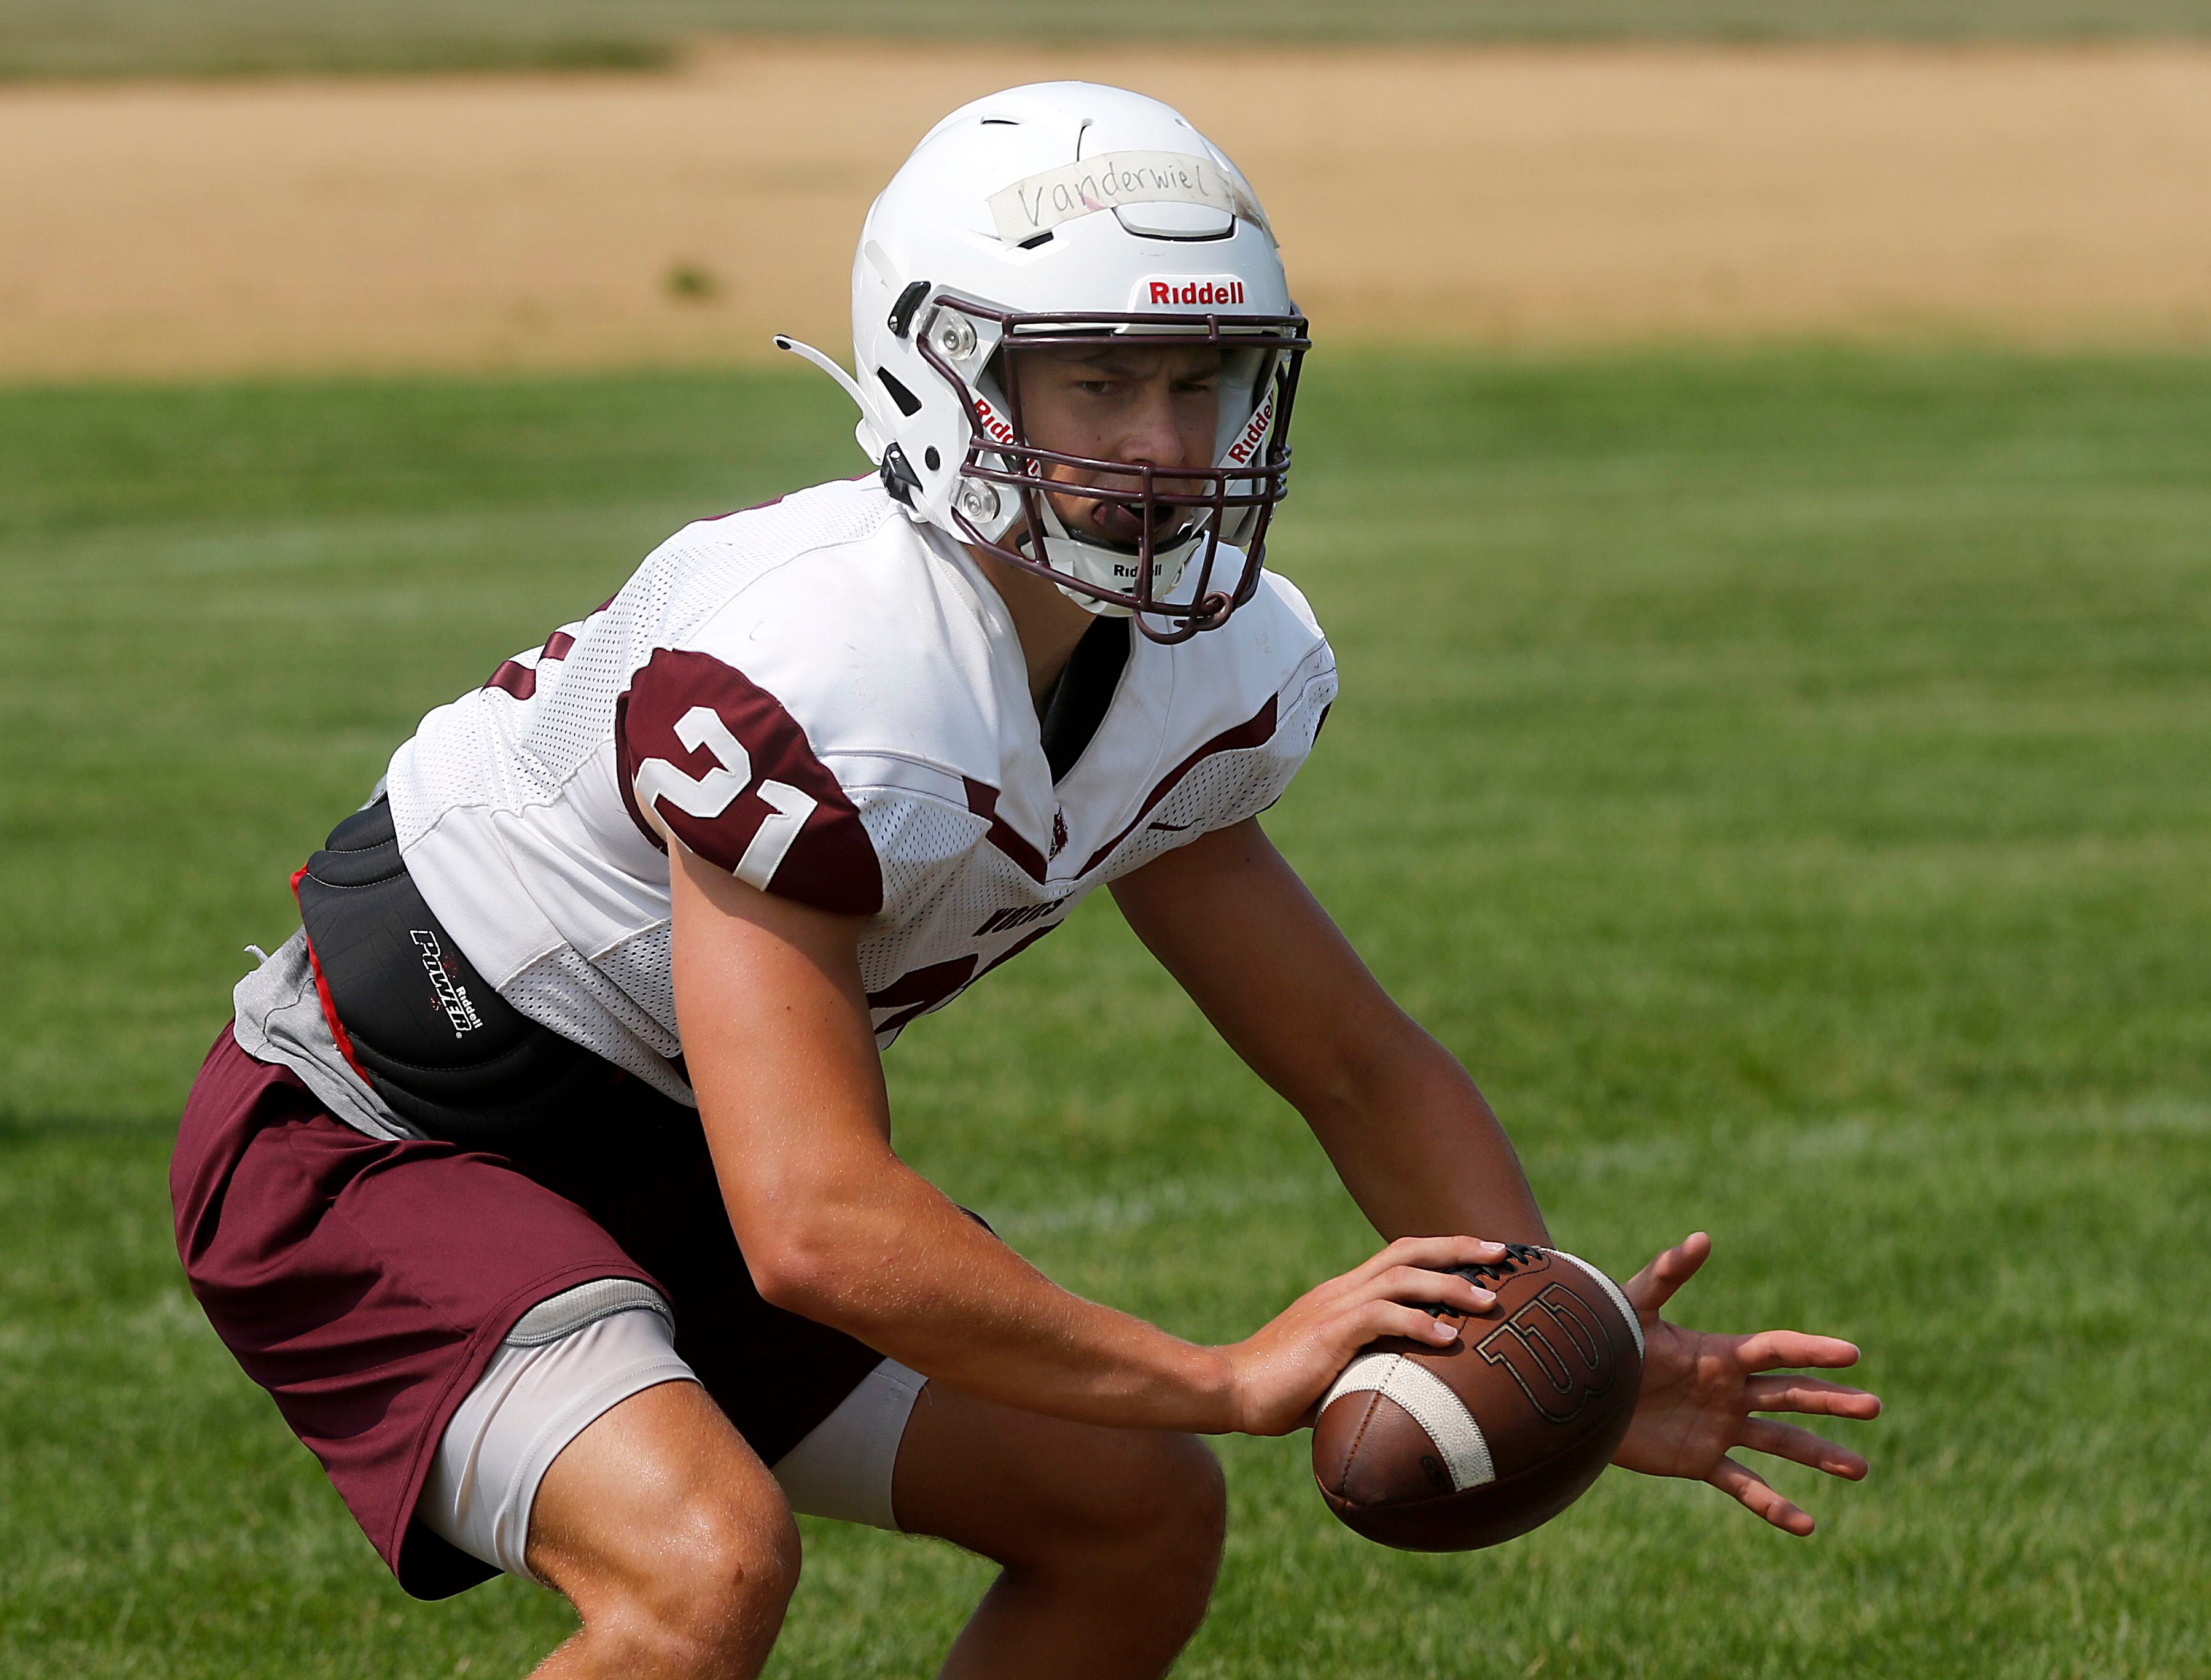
[778,82,1308,642]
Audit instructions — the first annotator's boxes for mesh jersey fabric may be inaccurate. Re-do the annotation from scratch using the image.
[238,476,1338,1138]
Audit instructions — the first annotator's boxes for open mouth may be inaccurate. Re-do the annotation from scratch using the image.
[1045,474,1201,550]
[1085,497,1182,549]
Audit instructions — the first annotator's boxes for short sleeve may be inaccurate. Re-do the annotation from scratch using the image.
[615,647,884,916]
[1207,645,1338,831]
[1076,631,1337,883]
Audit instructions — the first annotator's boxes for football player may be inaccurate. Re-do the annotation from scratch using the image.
[172,83,1880,1680]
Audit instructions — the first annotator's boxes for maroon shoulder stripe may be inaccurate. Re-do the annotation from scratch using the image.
[484,659,537,701]
[963,777,1048,883]
[483,628,579,702]
[1078,695,1279,874]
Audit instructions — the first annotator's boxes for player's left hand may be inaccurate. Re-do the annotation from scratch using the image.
[1611,1231,1881,1536]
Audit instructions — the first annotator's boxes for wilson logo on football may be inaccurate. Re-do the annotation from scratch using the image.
[1475,1283,1620,1425]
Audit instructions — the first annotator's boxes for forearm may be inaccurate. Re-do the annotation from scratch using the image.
[730,1145,1237,1433]
[1300,1011,1549,1248]
[1113,822,1548,1248]
[671,845,1239,1434]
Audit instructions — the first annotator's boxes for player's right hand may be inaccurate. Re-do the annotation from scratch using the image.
[1215,1235,1510,1437]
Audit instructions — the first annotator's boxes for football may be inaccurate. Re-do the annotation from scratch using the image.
[1312,1244,1644,1551]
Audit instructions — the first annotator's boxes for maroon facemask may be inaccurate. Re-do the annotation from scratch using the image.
[914,297,1311,644]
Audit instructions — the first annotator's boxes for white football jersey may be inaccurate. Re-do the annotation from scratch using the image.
[237,476,1336,1137]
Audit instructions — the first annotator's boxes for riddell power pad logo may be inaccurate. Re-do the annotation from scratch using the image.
[411,929,485,1038]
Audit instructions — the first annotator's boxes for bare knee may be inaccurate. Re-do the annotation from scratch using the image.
[1056,1431,1228,1586]
[560,1491,801,1679]
[524,1381,800,1678]
[1133,1433,1228,1578]
[895,1387,1228,1642]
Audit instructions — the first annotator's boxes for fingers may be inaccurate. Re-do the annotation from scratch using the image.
[1733,1331,1866,1374]
[1375,1262,1499,1317]
[1742,1374,1884,1420]
[1344,1235,1509,1290]
[1707,1455,1815,1537]
[1362,1301,1467,1348]
[1332,1269,1500,1348]
[1739,1418,1868,1481]
[1624,1231,1710,1315]
[1317,1246,1523,1358]
[1235,1238,1524,1435]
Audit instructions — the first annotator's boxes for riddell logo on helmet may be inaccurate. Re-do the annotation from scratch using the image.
[1143,278,1246,309]
[971,392,1017,448]
[1225,390,1277,467]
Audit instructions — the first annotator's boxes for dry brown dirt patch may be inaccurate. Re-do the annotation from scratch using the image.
[2,42,2208,383]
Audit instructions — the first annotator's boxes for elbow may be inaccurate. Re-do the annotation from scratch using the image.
[729,1156,914,1324]
[1304,1029,1407,1131]
[746,1238,833,1317]
[743,1225,854,1323]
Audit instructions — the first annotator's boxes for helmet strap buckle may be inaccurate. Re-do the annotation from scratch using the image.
[879,443,923,507]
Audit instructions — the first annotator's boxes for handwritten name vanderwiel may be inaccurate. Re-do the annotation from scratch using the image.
[987,150,1263,245]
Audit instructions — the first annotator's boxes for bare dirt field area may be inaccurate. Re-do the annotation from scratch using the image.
[3,41,2209,382]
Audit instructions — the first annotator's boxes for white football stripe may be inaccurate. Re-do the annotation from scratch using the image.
[1551,1250,1645,1358]
[1320,1350,1398,1415]
[1322,1351,1496,1492]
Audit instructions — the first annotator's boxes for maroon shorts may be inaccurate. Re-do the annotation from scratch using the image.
[171,1025,885,1599]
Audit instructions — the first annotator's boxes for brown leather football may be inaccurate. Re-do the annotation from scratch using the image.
[1311,1244,1644,1551]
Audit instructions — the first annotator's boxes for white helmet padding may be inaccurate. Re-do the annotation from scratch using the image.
[778,82,1309,644]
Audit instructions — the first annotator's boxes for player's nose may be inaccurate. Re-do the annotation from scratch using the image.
[1111,379,1196,474]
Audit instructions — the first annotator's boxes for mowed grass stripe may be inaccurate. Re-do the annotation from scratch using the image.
[1,348,2205,1676]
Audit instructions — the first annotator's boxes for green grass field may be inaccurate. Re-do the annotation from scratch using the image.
[7,0,2211,80]
[3,346,2208,1677]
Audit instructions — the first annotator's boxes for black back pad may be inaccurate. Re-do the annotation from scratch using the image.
[293,801,620,1148]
